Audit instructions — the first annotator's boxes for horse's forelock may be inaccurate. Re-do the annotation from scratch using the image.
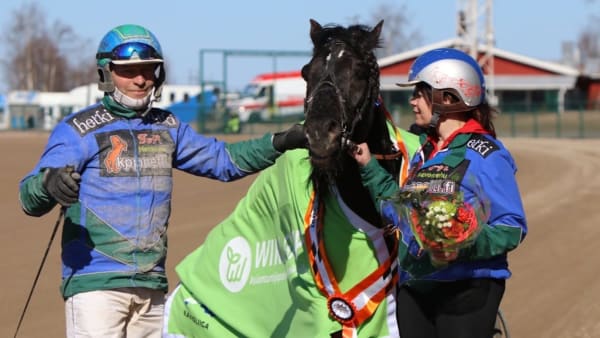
[313,24,379,55]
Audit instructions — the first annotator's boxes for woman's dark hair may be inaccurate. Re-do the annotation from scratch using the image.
[473,101,497,137]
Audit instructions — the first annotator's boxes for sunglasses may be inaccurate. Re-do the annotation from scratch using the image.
[96,42,161,62]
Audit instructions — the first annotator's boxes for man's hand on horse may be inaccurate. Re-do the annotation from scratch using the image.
[272,123,308,152]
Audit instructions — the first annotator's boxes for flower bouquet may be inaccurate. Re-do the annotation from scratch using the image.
[394,183,489,266]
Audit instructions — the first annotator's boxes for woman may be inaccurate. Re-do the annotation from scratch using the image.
[352,48,527,338]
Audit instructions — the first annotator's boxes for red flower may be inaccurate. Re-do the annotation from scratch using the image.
[442,221,463,239]
[456,206,472,223]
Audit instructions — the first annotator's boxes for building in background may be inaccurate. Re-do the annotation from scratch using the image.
[575,57,600,110]
[377,38,582,119]
[1,83,202,130]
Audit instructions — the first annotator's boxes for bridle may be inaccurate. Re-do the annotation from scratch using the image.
[304,39,376,151]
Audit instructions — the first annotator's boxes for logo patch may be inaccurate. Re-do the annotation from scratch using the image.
[68,107,117,136]
[96,129,174,176]
[219,236,252,293]
[146,109,179,128]
[105,135,128,173]
[408,160,470,193]
[466,134,499,158]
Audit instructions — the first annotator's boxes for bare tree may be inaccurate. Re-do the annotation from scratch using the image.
[369,2,423,58]
[0,2,96,92]
[579,15,600,57]
[575,0,600,80]
[346,3,422,59]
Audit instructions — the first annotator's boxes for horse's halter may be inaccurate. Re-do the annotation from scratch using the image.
[304,39,375,151]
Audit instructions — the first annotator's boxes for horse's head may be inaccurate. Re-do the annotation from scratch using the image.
[302,19,386,187]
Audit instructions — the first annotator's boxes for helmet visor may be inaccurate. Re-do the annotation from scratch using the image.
[97,42,163,65]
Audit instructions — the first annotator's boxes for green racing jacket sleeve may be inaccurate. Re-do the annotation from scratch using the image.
[359,157,400,204]
[225,133,280,172]
[19,171,56,217]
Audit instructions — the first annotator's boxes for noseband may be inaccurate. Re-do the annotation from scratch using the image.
[304,40,375,151]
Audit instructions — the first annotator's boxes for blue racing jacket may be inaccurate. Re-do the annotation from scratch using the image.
[359,125,527,284]
[19,103,281,298]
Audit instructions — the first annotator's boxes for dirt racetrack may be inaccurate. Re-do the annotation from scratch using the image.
[2,131,599,338]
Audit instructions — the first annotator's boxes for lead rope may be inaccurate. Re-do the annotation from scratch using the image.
[13,207,65,338]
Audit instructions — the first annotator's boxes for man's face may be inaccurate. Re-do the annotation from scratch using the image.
[111,63,158,99]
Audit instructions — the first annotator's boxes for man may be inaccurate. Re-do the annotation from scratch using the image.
[18,24,305,337]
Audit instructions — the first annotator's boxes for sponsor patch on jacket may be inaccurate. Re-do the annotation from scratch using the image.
[145,109,179,128]
[466,134,499,158]
[67,106,118,136]
[407,160,470,194]
[96,129,174,176]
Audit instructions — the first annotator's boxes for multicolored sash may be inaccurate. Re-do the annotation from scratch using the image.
[304,191,399,338]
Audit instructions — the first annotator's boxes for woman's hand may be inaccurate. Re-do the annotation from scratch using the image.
[349,142,372,167]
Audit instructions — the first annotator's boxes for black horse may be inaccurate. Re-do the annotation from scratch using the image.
[301,21,512,338]
[163,19,419,338]
[302,19,405,227]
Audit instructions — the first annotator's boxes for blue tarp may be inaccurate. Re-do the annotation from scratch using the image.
[165,92,217,123]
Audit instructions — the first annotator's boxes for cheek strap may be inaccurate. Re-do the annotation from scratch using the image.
[429,88,473,129]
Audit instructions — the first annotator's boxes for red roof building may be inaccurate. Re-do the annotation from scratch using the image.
[376,38,587,115]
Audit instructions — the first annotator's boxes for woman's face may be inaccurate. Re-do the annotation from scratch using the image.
[409,86,432,127]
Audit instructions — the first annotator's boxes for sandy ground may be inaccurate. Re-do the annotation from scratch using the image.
[1,131,599,338]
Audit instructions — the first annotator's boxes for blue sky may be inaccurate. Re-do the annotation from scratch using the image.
[0,0,598,92]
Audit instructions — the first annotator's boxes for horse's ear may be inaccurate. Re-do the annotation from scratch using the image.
[309,19,323,44]
[372,20,384,40]
[368,20,384,50]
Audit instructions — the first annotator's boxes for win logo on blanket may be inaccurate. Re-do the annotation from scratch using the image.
[218,231,304,292]
[219,237,252,292]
